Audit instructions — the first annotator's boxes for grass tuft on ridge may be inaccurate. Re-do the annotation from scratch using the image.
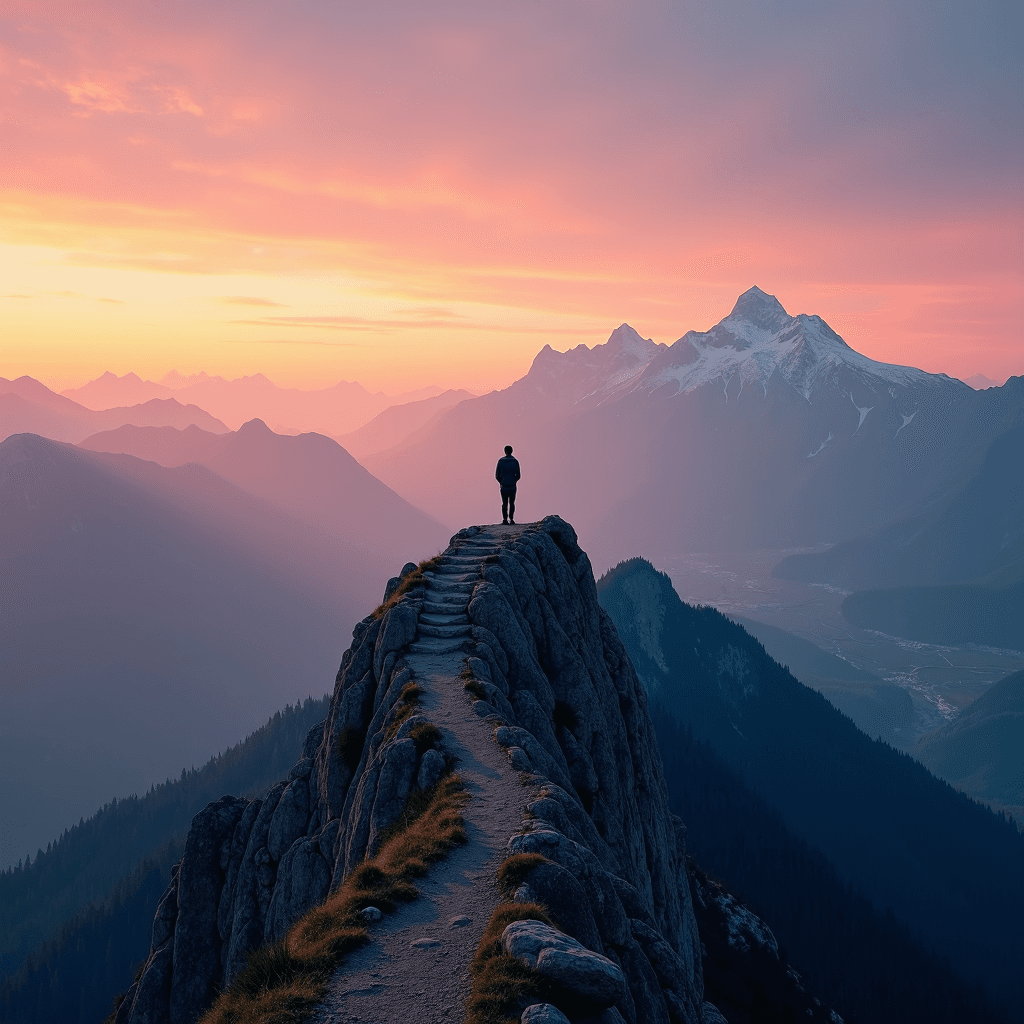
[465,900,560,1024]
[371,555,444,620]
[199,772,467,1024]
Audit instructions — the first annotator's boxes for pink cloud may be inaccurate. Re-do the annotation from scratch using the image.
[0,3,1019,383]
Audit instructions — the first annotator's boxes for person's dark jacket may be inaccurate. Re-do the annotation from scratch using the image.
[495,455,521,490]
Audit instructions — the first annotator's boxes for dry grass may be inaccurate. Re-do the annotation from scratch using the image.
[462,661,489,702]
[464,901,560,1024]
[382,681,424,744]
[199,772,467,1024]
[495,853,548,899]
[371,555,444,620]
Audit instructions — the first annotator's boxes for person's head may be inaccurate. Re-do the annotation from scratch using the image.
[504,445,513,455]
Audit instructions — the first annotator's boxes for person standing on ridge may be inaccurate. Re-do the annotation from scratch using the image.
[495,445,521,525]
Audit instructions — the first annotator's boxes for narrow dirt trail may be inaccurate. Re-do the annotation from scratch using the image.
[310,525,533,1024]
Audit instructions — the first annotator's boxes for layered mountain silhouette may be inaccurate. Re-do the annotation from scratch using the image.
[914,669,1024,817]
[0,433,391,866]
[597,556,1024,1019]
[79,419,451,553]
[364,288,1023,567]
[730,614,914,745]
[775,420,1024,590]
[841,577,1024,651]
[0,376,228,445]
[64,371,445,435]
[333,388,474,458]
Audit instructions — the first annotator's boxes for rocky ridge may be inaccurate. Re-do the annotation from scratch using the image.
[117,517,722,1024]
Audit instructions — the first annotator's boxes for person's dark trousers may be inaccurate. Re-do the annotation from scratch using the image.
[501,487,517,523]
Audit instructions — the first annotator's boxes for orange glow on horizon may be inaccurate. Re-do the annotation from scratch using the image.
[1,4,1020,392]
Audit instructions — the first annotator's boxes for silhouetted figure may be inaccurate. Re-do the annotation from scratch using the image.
[495,445,521,525]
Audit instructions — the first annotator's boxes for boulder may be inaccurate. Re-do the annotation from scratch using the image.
[416,748,446,791]
[502,920,626,1009]
[522,1005,571,1024]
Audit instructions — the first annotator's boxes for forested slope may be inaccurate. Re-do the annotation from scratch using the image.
[0,697,329,1024]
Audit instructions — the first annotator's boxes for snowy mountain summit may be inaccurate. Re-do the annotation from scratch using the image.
[637,286,951,402]
[526,324,667,405]
[526,287,960,414]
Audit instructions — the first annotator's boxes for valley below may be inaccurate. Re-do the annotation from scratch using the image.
[655,547,1024,744]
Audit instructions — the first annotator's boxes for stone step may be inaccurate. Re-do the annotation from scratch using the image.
[422,573,477,587]
[421,585,473,598]
[422,600,468,616]
[418,622,472,639]
[420,612,469,626]
[408,637,470,656]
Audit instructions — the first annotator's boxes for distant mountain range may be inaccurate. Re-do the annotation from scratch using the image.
[0,433,392,866]
[0,376,228,445]
[364,287,1024,567]
[63,370,448,435]
[966,373,1004,390]
[79,418,452,554]
[333,388,474,458]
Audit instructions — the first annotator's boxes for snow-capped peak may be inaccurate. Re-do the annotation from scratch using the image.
[526,324,666,404]
[727,286,790,332]
[637,288,952,401]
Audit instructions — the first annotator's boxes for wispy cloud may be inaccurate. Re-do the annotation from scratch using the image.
[218,337,363,347]
[229,314,603,336]
[215,295,289,307]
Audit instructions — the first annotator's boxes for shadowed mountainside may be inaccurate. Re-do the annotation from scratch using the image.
[914,669,1024,818]
[730,614,913,746]
[775,420,1024,590]
[840,578,1024,652]
[0,698,330,1024]
[597,556,1024,1021]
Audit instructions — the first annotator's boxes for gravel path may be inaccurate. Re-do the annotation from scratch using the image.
[310,525,533,1024]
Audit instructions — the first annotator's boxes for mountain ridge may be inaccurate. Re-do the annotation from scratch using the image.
[597,555,1024,1019]
[79,418,452,553]
[363,289,1022,563]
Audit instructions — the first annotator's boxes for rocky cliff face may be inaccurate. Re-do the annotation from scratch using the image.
[117,517,720,1024]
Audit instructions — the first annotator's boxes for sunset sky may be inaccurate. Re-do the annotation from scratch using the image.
[1,1,1021,393]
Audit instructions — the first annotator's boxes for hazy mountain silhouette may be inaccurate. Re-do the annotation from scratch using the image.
[598,556,1024,1019]
[365,289,1023,567]
[333,388,474,458]
[0,433,391,867]
[0,377,227,445]
[730,614,914,746]
[966,373,1003,390]
[61,371,174,409]
[914,669,1024,817]
[775,420,1024,590]
[840,578,1024,652]
[65,371,446,434]
[79,419,451,552]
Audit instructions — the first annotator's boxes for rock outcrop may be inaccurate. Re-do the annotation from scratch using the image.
[117,517,720,1024]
